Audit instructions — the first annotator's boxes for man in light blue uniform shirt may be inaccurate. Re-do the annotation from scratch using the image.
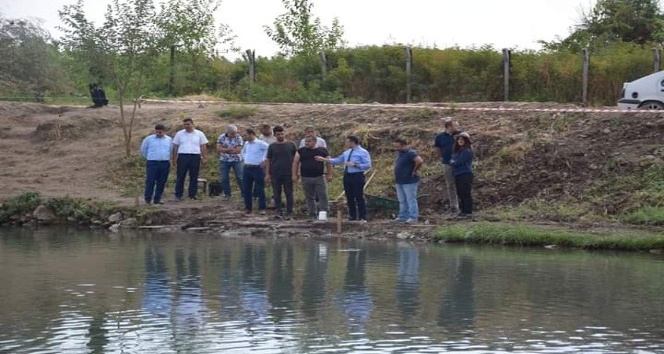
[316,135,372,221]
[240,128,269,214]
[140,124,172,204]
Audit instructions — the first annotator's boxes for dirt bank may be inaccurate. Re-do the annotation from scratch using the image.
[0,101,662,235]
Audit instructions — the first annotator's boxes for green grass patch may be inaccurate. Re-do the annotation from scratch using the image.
[434,222,664,251]
[404,108,437,120]
[0,191,42,223]
[490,200,592,223]
[622,206,664,226]
[217,105,258,119]
[1,191,119,225]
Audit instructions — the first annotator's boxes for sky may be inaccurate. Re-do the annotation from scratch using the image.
[0,0,596,59]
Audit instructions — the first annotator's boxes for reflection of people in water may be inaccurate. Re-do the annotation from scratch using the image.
[301,242,329,319]
[174,248,204,338]
[338,249,373,333]
[86,310,109,354]
[268,243,295,323]
[219,248,242,320]
[437,255,475,333]
[241,245,269,326]
[142,246,172,316]
[396,246,420,320]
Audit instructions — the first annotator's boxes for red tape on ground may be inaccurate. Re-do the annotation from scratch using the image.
[139,99,662,114]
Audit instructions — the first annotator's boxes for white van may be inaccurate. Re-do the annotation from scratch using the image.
[618,71,664,109]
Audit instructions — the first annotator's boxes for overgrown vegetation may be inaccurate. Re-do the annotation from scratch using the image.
[3,0,664,106]
[621,207,664,226]
[0,191,43,223]
[0,192,118,225]
[435,222,664,251]
[217,105,258,119]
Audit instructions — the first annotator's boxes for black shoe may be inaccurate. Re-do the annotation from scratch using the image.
[189,196,198,200]
[274,214,283,219]
[145,200,152,205]
[153,201,164,205]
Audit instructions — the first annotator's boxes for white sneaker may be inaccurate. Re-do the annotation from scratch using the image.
[405,218,417,224]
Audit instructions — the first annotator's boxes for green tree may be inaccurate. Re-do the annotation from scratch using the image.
[156,0,237,95]
[544,0,664,51]
[0,13,70,95]
[59,0,160,157]
[264,0,344,57]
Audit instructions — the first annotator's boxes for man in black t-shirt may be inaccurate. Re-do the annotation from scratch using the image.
[265,126,297,219]
[292,136,333,220]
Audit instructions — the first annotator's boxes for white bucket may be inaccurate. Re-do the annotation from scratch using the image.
[318,211,328,221]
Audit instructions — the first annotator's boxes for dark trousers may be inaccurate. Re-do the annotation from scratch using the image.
[145,160,170,203]
[455,173,474,215]
[243,166,266,211]
[175,154,201,198]
[343,172,367,220]
[272,174,294,215]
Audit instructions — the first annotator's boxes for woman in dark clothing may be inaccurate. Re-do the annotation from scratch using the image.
[450,132,473,219]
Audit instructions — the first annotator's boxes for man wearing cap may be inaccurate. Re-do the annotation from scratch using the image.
[171,118,208,201]
[140,124,172,205]
[434,119,462,214]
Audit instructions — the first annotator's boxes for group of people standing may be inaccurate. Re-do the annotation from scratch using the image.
[140,117,474,223]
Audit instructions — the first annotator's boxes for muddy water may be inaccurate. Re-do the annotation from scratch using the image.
[0,228,662,354]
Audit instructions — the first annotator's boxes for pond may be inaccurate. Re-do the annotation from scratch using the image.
[0,228,662,353]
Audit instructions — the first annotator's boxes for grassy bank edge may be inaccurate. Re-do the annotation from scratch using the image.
[434,222,664,251]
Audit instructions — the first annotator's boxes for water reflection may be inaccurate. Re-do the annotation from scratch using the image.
[301,242,328,319]
[396,245,420,321]
[339,249,373,334]
[0,229,662,354]
[438,255,475,335]
[142,246,171,317]
[173,248,204,349]
[268,243,294,323]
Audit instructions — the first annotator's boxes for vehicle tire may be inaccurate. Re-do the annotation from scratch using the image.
[638,101,664,110]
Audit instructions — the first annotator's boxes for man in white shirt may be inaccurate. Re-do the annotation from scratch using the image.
[298,126,327,148]
[171,118,208,201]
[240,128,269,214]
[258,124,277,145]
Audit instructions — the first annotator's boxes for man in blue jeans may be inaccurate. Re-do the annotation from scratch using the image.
[140,124,172,204]
[216,124,244,199]
[392,138,424,224]
[240,128,269,215]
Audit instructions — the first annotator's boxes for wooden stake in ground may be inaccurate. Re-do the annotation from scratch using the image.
[336,207,342,233]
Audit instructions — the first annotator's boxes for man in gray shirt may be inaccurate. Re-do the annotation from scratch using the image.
[265,125,297,219]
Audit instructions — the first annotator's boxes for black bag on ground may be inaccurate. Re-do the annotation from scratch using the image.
[209,181,222,197]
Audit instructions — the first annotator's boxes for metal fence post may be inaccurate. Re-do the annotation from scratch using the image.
[582,48,589,106]
[405,46,412,103]
[502,48,510,102]
[653,47,661,73]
